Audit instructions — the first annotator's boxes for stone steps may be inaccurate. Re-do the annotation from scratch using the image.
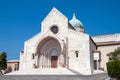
[6,68,76,75]
[0,73,109,80]
[68,69,82,75]
[6,68,106,75]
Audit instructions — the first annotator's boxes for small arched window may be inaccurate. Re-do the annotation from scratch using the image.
[75,51,79,58]
[32,54,35,59]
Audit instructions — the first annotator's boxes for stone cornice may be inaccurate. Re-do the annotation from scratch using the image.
[96,41,120,46]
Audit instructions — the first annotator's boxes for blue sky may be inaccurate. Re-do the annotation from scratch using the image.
[0,0,120,60]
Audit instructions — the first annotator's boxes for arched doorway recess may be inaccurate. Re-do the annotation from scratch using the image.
[36,36,65,68]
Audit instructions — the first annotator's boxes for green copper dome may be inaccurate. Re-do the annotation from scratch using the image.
[69,13,83,28]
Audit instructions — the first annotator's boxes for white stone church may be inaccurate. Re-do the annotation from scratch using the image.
[16,7,120,75]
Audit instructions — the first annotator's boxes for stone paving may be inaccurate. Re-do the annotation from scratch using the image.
[0,73,109,80]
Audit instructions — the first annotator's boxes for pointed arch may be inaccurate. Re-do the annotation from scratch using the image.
[34,36,66,68]
[35,36,61,55]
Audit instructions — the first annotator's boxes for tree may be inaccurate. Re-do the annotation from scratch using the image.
[0,52,7,70]
[107,47,120,60]
[106,60,120,79]
[106,47,120,79]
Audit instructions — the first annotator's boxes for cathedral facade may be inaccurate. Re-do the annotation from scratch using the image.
[19,7,120,75]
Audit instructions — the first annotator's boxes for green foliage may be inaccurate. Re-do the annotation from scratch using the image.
[0,52,7,70]
[107,47,120,60]
[106,60,120,79]
[106,47,120,79]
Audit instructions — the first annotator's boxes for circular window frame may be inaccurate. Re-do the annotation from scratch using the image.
[50,25,59,34]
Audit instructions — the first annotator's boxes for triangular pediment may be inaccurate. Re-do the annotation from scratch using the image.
[42,7,67,24]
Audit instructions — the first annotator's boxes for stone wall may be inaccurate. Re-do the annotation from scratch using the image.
[67,29,94,75]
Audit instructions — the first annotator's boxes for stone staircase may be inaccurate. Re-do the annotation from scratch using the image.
[6,68,106,75]
[0,73,109,80]
[6,68,76,75]
[68,69,82,75]
[2,68,109,80]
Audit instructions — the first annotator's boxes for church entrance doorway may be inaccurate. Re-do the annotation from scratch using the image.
[51,56,58,68]
[36,36,64,68]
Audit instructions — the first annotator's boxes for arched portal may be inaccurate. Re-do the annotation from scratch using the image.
[36,36,64,68]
